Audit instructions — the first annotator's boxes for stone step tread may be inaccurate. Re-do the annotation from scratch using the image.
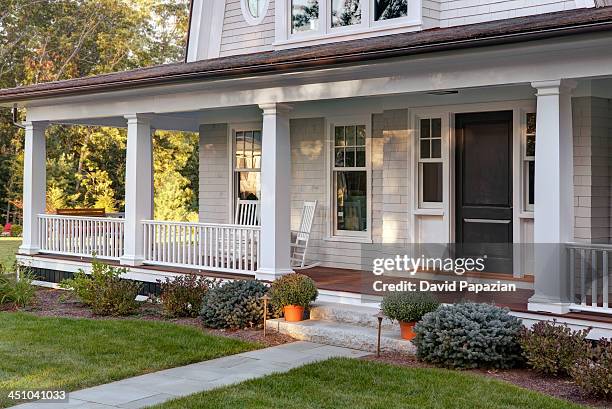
[266,318,415,354]
[310,302,397,330]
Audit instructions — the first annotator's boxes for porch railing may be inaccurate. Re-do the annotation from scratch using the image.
[38,214,125,260]
[142,220,260,273]
[568,242,612,314]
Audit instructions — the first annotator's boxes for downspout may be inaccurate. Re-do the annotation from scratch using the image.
[11,105,24,129]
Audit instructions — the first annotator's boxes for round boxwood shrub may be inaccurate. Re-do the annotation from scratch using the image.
[381,292,439,323]
[413,302,523,369]
[269,273,318,310]
[200,279,268,329]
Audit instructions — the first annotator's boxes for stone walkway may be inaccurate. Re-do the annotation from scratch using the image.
[10,341,368,409]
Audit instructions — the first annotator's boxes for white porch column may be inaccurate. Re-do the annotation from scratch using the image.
[19,121,47,255]
[528,79,576,314]
[255,103,293,281]
[120,114,153,266]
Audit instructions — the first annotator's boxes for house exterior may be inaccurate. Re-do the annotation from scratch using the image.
[3,0,612,330]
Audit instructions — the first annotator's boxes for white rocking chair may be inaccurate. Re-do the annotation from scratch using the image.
[290,200,319,269]
[234,199,260,226]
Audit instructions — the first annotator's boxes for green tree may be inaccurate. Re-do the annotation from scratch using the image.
[0,0,196,223]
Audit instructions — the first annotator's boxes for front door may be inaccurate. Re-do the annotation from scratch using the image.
[455,111,513,272]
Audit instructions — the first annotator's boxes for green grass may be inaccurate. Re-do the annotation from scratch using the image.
[153,358,586,409]
[0,238,20,272]
[0,312,259,408]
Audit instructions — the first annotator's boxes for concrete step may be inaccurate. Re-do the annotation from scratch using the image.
[309,302,397,330]
[266,318,415,354]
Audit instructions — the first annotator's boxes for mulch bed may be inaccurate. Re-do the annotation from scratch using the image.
[365,353,612,409]
[3,288,294,348]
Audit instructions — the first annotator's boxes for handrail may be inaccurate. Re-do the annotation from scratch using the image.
[141,219,260,229]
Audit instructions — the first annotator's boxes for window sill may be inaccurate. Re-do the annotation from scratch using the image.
[323,235,373,244]
[519,212,534,219]
[274,20,422,49]
[413,208,444,216]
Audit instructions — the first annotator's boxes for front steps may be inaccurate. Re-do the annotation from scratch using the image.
[266,302,415,354]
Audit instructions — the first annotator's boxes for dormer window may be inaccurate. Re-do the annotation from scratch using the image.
[279,0,420,44]
[331,0,361,27]
[374,0,407,21]
[292,0,320,33]
[242,0,270,25]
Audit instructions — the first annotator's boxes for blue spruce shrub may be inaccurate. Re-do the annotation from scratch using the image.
[413,302,523,369]
[200,279,269,329]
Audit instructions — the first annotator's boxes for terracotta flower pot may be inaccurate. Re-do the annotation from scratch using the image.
[399,321,417,340]
[283,305,305,322]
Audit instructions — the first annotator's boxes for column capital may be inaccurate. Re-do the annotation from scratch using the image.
[124,113,152,125]
[531,79,577,96]
[22,121,49,131]
[258,103,293,116]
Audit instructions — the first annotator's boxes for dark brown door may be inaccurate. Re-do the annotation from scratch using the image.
[455,111,513,272]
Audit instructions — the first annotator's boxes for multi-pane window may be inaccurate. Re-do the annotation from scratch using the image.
[524,113,536,211]
[331,0,361,27]
[418,118,442,206]
[234,130,262,201]
[333,125,368,234]
[374,0,407,21]
[290,0,411,35]
[292,0,320,33]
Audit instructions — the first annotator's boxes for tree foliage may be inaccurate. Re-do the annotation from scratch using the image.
[0,0,197,223]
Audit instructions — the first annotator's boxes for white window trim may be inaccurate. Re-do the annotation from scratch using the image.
[325,115,372,242]
[275,0,421,47]
[522,110,536,214]
[227,122,262,223]
[241,0,271,25]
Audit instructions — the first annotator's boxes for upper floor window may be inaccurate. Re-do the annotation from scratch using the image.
[287,0,418,39]
[242,0,270,25]
[374,0,407,21]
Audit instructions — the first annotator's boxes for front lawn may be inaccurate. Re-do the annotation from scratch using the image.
[0,238,20,272]
[0,312,259,408]
[153,358,585,409]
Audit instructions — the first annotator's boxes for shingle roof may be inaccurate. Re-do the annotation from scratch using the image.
[2,6,612,103]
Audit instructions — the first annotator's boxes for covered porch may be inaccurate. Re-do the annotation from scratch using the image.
[11,26,612,318]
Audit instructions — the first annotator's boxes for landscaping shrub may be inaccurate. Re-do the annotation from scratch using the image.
[381,291,439,323]
[571,339,612,398]
[413,302,523,369]
[61,259,141,316]
[159,275,212,317]
[0,268,36,307]
[519,320,590,377]
[269,273,318,310]
[10,225,22,237]
[200,280,268,329]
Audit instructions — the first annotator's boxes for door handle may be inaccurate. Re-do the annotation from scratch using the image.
[464,218,511,224]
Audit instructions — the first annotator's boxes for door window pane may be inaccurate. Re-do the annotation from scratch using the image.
[292,0,319,33]
[336,171,367,231]
[421,163,442,203]
[374,0,407,21]
[332,0,361,27]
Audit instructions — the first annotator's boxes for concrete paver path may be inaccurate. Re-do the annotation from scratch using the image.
[10,341,368,409]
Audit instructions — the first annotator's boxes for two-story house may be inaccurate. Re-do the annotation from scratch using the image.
[2,0,612,334]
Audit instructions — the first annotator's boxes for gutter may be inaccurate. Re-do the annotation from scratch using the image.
[2,15,612,103]
[11,106,24,129]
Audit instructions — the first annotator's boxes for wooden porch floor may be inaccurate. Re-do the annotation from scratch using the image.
[25,253,612,324]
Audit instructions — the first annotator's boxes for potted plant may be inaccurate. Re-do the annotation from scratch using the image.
[269,273,318,322]
[381,291,440,340]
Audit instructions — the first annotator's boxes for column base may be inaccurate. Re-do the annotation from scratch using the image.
[18,245,39,255]
[527,295,571,314]
[119,255,144,267]
[255,268,294,282]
